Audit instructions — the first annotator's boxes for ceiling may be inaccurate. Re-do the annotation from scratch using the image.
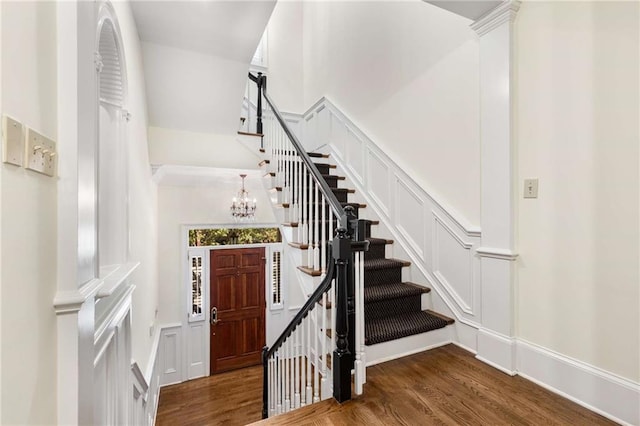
[130,1,276,135]
[423,0,502,21]
[131,1,276,62]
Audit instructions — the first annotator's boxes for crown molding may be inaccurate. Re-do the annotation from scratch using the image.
[471,0,521,37]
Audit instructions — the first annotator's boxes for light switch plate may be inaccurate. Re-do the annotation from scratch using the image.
[2,116,24,166]
[524,178,539,198]
[25,127,57,177]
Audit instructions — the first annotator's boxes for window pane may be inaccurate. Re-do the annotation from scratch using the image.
[191,256,203,316]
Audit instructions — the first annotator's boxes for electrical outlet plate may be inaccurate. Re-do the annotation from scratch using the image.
[25,127,57,177]
[2,116,24,166]
[524,178,539,198]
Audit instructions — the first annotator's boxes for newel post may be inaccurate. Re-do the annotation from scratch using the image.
[261,346,269,419]
[256,72,264,135]
[332,227,352,403]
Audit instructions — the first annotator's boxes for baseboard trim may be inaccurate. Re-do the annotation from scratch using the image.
[517,339,640,426]
[476,328,517,375]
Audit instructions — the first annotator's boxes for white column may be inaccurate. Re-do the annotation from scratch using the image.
[55,2,100,423]
[471,0,521,374]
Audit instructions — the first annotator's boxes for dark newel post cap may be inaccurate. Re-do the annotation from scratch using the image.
[332,228,350,260]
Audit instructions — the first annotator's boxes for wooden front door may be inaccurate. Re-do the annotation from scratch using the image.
[210,247,266,374]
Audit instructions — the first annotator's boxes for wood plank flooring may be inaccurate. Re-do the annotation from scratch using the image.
[156,344,615,426]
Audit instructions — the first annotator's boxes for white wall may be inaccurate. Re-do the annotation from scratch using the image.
[149,126,262,169]
[302,0,481,225]
[0,1,58,424]
[141,41,250,136]
[156,168,277,323]
[263,1,304,112]
[516,1,639,382]
[112,1,160,375]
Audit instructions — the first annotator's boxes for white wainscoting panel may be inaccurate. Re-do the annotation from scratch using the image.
[366,148,391,216]
[329,112,345,159]
[395,178,426,261]
[433,214,474,315]
[302,96,482,343]
[345,126,364,184]
[187,321,206,380]
[160,325,182,386]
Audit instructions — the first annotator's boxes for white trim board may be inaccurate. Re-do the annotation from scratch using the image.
[517,339,640,426]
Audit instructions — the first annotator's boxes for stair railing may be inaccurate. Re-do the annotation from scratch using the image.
[250,73,369,419]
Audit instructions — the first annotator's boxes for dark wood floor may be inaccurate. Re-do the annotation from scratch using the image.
[156,344,615,426]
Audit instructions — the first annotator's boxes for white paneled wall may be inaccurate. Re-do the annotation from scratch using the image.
[160,325,182,386]
[303,97,483,338]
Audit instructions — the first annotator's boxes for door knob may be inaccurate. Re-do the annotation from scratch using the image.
[210,307,218,325]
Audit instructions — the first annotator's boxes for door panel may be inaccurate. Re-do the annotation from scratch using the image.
[210,247,265,374]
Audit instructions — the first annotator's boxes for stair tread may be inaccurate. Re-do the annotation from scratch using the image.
[366,237,393,245]
[238,130,263,137]
[425,309,455,325]
[365,310,453,346]
[321,174,345,180]
[308,152,330,158]
[289,242,309,250]
[297,265,322,277]
[364,258,410,270]
[331,188,356,193]
[364,282,430,303]
[313,163,337,169]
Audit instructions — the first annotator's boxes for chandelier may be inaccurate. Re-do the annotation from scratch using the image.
[230,174,257,221]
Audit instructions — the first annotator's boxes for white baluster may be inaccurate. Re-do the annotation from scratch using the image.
[307,180,315,268]
[276,350,282,415]
[360,251,367,384]
[313,183,320,271]
[313,305,320,403]
[300,324,306,407]
[354,251,363,395]
[270,356,275,417]
[321,194,326,274]
[322,292,327,376]
[306,313,312,405]
[285,339,290,412]
[294,328,301,408]
[301,162,308,247]
[297,157,303,240]
[331,279,336,367]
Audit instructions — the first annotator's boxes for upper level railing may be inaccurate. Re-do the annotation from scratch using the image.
[249,73,369,419]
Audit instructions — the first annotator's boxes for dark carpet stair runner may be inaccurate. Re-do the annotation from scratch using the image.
[307,154,454,346]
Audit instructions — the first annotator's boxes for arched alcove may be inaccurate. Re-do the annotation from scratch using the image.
[96,5,129,275]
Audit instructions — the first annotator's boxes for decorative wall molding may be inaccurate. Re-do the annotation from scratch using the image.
[307,97,481,238]
[303,96,483,330]
[470,0,521,36]
[97,261,139,298]
[433,213,475,315]
[53,277,103,314]
[517,339,640,426]
[94,284,135,349]
[475,246,518,261]
[160,324,183,386]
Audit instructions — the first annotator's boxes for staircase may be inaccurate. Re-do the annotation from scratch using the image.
[251,73,454,420]
[285,156,455,348]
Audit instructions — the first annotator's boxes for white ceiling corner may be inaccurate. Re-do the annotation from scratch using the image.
[131,0,276,135]
[423,0,503,21]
